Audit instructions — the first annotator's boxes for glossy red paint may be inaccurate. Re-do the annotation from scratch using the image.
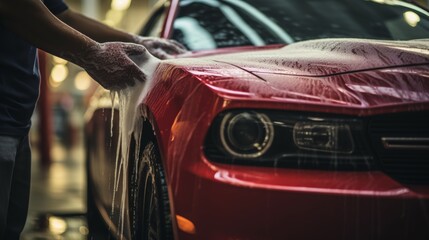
[144,40,429,119]
[86,1,429,239]
[208,39,429,76]
[139,44,429,238]
[179,161,428,239]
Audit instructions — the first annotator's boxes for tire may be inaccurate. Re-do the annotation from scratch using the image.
[131,141,173,240]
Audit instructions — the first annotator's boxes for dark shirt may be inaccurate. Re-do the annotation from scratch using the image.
[0,0,68,136]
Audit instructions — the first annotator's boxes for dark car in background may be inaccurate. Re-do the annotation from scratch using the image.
[85,0,429,239]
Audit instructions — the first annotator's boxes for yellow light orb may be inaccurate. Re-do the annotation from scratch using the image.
[74,71,92,91]
[111,0,131,11]
[51,64,68,83]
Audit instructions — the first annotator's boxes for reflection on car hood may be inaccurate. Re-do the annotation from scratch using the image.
[209,38,429,76]
[165,38,429,109]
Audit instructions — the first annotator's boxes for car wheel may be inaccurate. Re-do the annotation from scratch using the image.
[133,141,173,240]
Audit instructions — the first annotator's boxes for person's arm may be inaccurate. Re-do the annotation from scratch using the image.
[0,0,146,90]
[0,0,94,58]
[56,9,135,43]
[56,9,187,59]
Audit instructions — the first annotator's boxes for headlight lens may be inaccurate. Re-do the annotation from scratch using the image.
[204,110,373,169]
[293,122,354,153]
[220,112,274,158]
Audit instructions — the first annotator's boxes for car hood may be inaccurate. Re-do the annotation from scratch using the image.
[208,38,429,76]
[166,38,429,109]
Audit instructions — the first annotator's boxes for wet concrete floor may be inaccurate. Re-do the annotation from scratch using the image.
[21,142,111,240]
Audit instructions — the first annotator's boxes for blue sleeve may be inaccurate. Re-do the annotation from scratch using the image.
[43,0,69,15]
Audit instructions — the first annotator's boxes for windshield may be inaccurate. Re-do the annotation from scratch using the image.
[172,0,429,51]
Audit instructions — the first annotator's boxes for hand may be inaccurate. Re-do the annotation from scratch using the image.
[134,36,187,59]
[78,42,148,90]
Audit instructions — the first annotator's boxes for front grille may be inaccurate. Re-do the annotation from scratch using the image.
[368,111,429,184]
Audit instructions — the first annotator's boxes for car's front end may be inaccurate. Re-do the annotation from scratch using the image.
[87,0,429,239]
[141,38,429,239]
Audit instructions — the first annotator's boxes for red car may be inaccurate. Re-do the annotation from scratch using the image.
[85,0,429,239]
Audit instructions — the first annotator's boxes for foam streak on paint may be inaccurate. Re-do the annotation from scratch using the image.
[109,52,160,239]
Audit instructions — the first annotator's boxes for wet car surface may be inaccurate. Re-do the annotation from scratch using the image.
[85,0,429,239]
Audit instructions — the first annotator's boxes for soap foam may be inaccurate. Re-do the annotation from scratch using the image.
[110,52,160,238]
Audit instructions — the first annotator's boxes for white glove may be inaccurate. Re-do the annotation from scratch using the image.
[78,42,147,90]
[134,36,187,59]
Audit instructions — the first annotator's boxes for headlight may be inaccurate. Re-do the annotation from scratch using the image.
[220,112,274,158]
[293,122,354,153]
[204,110,373,169]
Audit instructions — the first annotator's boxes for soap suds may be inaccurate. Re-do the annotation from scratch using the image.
[110,52,160,238]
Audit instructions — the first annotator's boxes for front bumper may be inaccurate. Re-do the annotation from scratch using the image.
[173,158,429,240]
